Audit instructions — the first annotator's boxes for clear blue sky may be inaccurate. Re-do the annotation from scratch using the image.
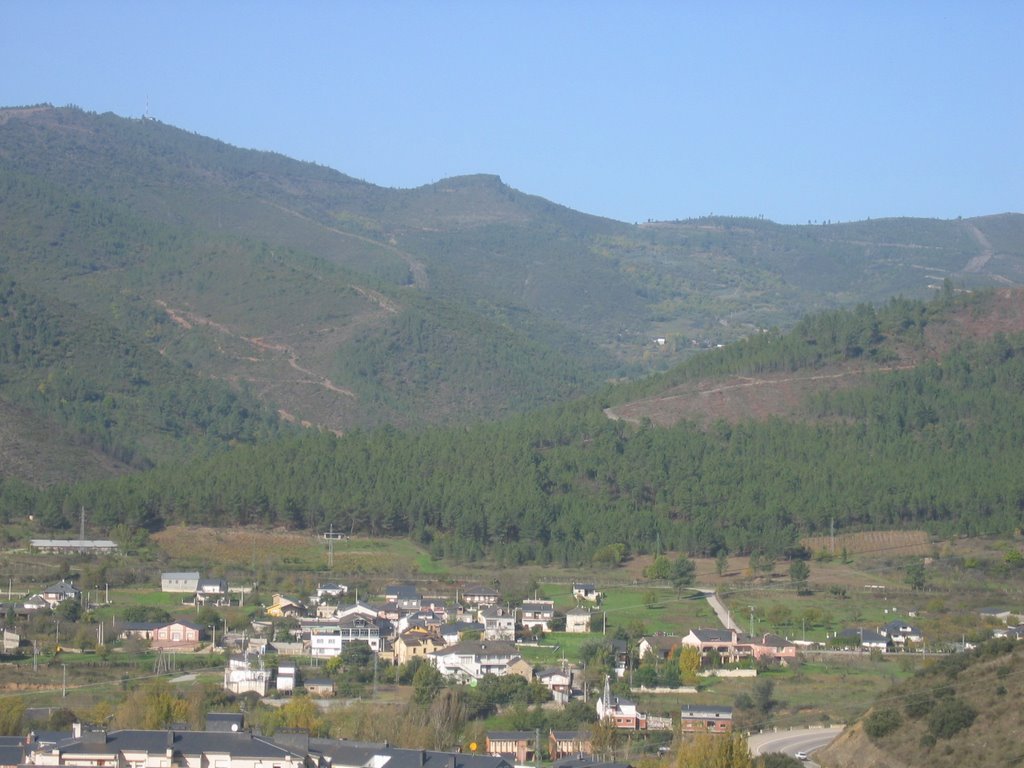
[3,2,1021,224]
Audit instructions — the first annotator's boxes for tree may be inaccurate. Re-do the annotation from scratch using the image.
[428,687,467,749]
[752,678,775,719]
[788,559,810,593]
[412,661,444,706]
[675,733,752,768]
[716,550,729,577]
[669,556,696,591]
[588,718,620,760]
[904,558,926,590]
[279,694,325,734]
[645,556,671,580]
[114,680,188,729]
[678,645,701,685]
[0,699,24,735]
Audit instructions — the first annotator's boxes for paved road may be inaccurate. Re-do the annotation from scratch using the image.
[748,725,844,764]
[700,588,742,631]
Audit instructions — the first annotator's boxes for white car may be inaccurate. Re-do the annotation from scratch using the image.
[795,752,809,761]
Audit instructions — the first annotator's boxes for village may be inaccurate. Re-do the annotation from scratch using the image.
[0,560,962,765]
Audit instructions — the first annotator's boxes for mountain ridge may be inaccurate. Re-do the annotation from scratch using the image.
[1,104,1023,485]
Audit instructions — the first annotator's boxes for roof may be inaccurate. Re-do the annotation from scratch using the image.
[462,585,500,596]
[386,584,421,599]
[566,607,591,616]
[42,581,80,595]
[553,759,633,768]
[521,601,555,612]
[0,744,27,766]
[487,731,536,740]
[32,539,117,550]
[162,572,201,580]
[119,621,161,631]
[164,620,203,631]
[308,740,513,768]
[681,705,733,718]
[58,730,304,759]
[756,633,795,648]
[480,605,514,619]
[640,634,678,651]
[839,628,889,644]
[432,640,518,658]
[690,628,736,643]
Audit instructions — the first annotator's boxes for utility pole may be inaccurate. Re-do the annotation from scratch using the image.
[328,524,334,569]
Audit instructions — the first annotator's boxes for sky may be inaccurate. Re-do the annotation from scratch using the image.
[3,2,1021,225]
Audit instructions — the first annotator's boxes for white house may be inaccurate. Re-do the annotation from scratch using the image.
[480,606,516,641]
[161,572,201,593]
[314,583,348,603]
[277,662,297,693]
[223,654,270,696]
[572,583,601,603]
[565,607,592,634]
[520,600,555,633]
[307,615,383,657]
[39,581,81,608]
[428,640,528,683]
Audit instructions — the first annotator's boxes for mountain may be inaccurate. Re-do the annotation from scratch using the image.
[1,104,1023,484]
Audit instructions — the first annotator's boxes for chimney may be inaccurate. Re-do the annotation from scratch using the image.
[420,750,426,767]
[72,723,83,739]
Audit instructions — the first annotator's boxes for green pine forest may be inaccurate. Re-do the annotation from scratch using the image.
[6,290,1024,565]
[2,106,1024,567]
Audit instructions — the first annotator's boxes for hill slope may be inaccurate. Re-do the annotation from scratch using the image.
[1,105,1023,484]
[818,639,1024,768]
[607,288,1024,427]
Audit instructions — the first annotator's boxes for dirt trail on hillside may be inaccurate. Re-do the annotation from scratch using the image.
[260,199,430,290]
[605,365,914,426]
[962,221,994,273]
[155,300,356,398]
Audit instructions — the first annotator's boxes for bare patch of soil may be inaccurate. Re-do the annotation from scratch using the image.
[608,288,1024,428]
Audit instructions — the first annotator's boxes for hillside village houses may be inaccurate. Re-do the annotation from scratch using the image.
[0,565,846,732]
[10,719,519,768]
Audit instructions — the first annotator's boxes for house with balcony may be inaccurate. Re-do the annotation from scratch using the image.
[680,705,733,733]
[480,605,516,641]
[428,640,528,683]
[520,600,555,633]
[461,585,500,607]
[680,628,748,664]
[307,614,384,657]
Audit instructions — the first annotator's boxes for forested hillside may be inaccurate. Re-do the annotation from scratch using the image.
[7,292,1024,566]
[1,105,1023,487]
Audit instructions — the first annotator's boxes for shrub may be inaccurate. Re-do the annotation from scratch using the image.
[863,707,902,740]
[927,699,976,740]
[904,691,933,719]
